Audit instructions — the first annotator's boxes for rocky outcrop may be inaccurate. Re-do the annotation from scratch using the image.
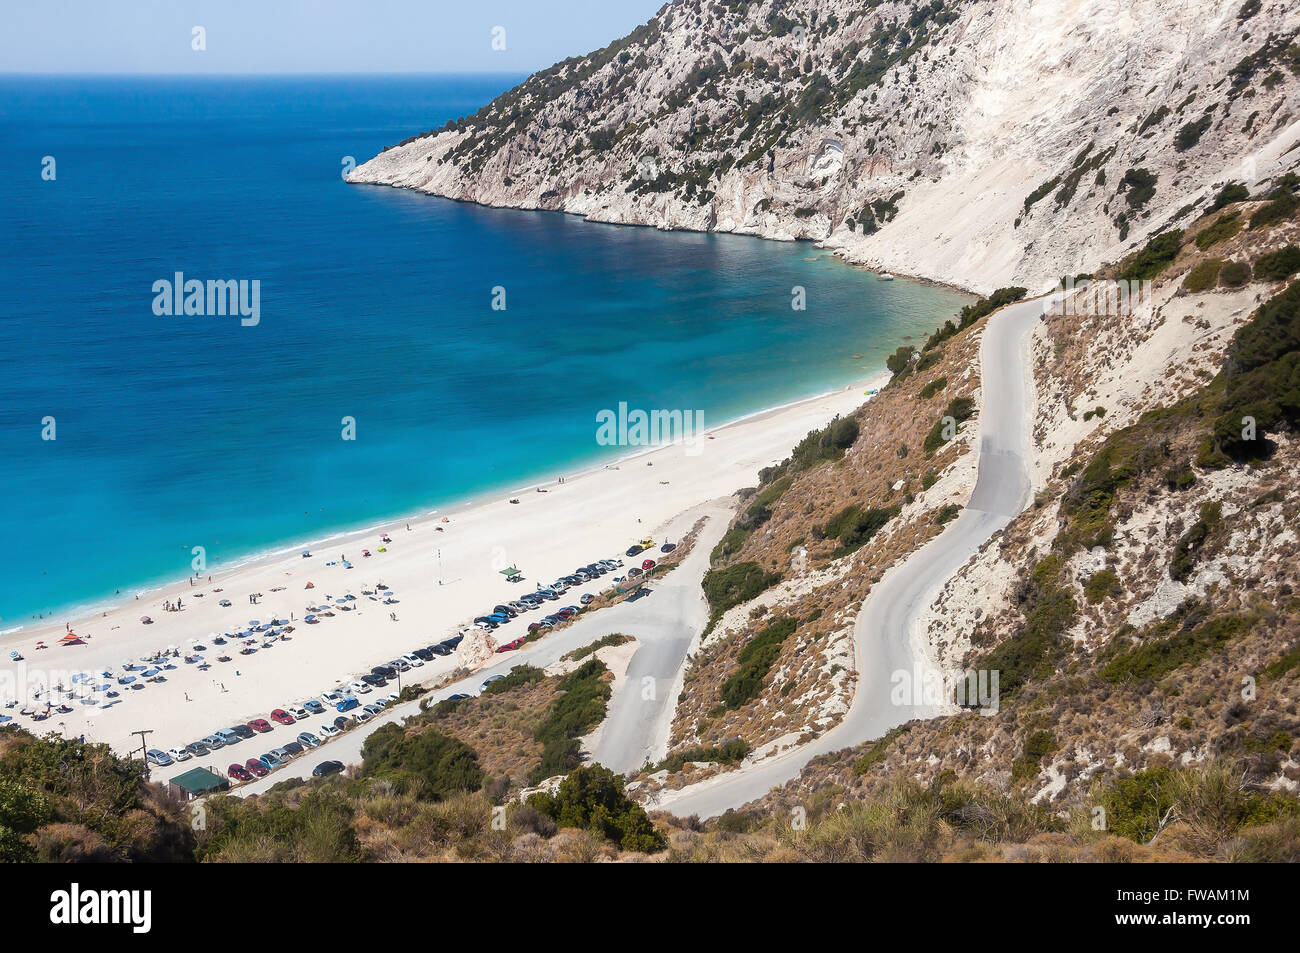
[456,630,497,670]
[349,0,1300,293]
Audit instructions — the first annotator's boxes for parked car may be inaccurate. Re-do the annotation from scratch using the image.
[258,753,282,770]
[348,680,372,695]
[625,544,643,557]
[303,699,326,715]
[580,593,595,605]
[492,604,517,618]
[270,709,295,726]
[312,760,345,778]
[232,724,256,739]
[297,731,321,748]
[270,746,293,762]
[336,697,359,713]
[371,665,396,679]
[480,674,506,692]
[496,637,527,652]
[556,607,576,619]
[361,673,387,687]
[353,708,372,723]
[186,741,212,757]
[402,653,424,667]
[228,763,252,782]
[321,689,344,705]
[248,718,273,734]
[288,705,309,720]
[167,746,193,763]
[473,616,498,629]
[281,741,304,758]
[244,758,269,778]
[660,542,677,553]
[318,723,341,738]
[145,749,173,767]
[215,729,241,746]
[412,647,435,661]
[362,703,384,717]
[384,693,399,704]
[202,734,228,750]
[641,559,656,571]
[332,716,351,732]
[447,693,472,701]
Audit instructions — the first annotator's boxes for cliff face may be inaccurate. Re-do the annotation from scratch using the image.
[349,0,1300,293]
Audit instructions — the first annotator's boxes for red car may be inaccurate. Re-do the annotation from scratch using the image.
[495,637,526,653]
[270,709,295,726]
[228,763,252,782]
[244,758,269,778]
[641,559,656,571]
[248,718,273,733]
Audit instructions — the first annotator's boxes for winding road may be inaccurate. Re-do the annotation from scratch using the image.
[653,293,1051,818]
[225,293,1049,809]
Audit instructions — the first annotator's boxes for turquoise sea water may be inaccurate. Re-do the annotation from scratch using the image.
[0,75,968,627]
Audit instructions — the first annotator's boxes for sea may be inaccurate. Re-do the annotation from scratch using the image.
[0,74,969,627]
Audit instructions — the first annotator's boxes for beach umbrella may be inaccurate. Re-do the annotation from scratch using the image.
[139,616,151,624]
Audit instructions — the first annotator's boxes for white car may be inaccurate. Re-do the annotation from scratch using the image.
[347,680,372,695]
[167,746,193,763]
[288,705,309,720]
[321,689,344,705]
[318,723,341,738]
[384,692,400,704]
[353,708,372,723]
[401,653,424,667]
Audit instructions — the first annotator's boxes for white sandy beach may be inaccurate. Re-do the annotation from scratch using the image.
[0,377,883,762]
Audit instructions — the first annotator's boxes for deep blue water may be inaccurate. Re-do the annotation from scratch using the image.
[0,75,968,626]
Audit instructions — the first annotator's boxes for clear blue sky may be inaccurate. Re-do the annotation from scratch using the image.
[2,0,666,73]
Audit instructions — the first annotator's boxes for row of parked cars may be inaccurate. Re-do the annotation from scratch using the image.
[471,559,627,633]
[146,632,473,782]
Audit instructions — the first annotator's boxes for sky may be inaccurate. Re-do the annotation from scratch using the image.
[1,0,667,74]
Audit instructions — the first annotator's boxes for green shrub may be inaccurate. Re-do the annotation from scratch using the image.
[1170,501,1222,582]
[1121,168,1158,210]
[935,503,961,524]
[720,617,798,708]
[822,503,901,557]
[1210,182,1250,211]
[1249,188,1298,230]
[1182,259,1222,292]
[1195,211,1241,250]
[1219,260,1252,287]
[1119,229,1182,281]
[1253,245,1300,281]
[918,376,947,399]
[977,557,1074,696]
[1099,612,1256,683]
[702,561,782,621]
[530,660,612,783]
[655,740,750,774]
[1011,731,1056,783]
[481,664,545,695]
[1174,114,1212,151]
[361,723,485,799]
[527,765,664,852]
[1084,568,1121,604]
[923,396,977,453]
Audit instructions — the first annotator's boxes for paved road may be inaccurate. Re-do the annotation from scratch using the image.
[654,294,1053,818]
[228,500,732,795]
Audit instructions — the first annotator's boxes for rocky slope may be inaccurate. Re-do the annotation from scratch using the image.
[349,0,1300,293]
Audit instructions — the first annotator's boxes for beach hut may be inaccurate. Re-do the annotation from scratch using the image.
[168,767,229,801]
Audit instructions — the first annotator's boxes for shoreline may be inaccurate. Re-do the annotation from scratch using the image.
[3,370,889,644]
[0,370,884,760]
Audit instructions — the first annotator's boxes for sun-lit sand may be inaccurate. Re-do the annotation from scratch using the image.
[0,377,883,759]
